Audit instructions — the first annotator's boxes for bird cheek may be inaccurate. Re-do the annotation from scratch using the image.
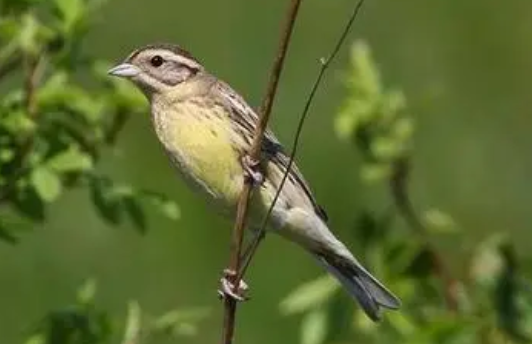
[132,75,158,97]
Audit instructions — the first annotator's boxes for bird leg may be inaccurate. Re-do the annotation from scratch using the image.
[241,154,264,186]
[218,269,249,302]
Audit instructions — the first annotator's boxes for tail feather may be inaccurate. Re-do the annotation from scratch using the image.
[314,253,400,321]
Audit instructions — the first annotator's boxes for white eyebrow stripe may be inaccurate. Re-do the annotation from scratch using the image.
[173,54,202,70]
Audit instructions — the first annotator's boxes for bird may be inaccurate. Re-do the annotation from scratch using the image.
[108,43,400,321]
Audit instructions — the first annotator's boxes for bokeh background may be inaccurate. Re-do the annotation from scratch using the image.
[1,0,532,343]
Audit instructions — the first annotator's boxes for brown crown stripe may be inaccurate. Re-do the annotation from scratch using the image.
[126,43,200,64]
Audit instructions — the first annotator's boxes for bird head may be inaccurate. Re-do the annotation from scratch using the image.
[108,44,204,97]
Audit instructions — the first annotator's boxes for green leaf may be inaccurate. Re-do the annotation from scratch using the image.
[1,110,35,134]
[53,0,84,33]
[280,275,338,315]
[123,197,146,233]
[0,222,19,244]
[16,14,51,55]
[47,147,93,173]
[0,148,15,163]
[371,136,401,160]
[387,312,417,337]
[140,191,180,221]
[30,166,62,202]
[360,163,391,183]
[13,187,45,221]
[471,234,506,287]
[37,73,105,124]
[0,18,19,41]
[152,308,209,338]
[123,301,142,344]
[300,309,328,344]
[24,334,45,344]
[423,209,458,234]
[77,279,97,305]
[89,176,123,224]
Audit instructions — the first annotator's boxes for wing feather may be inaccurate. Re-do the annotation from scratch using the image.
[211,80,328,221]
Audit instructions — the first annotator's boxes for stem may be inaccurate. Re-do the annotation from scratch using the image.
[221,1,302,343]
[390,157,459,311]
[237,0,368,281]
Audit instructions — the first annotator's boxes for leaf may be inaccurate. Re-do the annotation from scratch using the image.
[300,309,328,344]
[53,0,84,33]
[24,334,45,344]
[37,73,105,124]
[152,308,209,338]
[387,312,417,337]
[423,209,458,234]
[47,147,93,173]
[16,14,52,55]
[77,279,97,305]
[140,191,180,221]
[123,197,146,233]
[360,163,391,183]
[89,177,123,224]
[122,301,142,344]
[13,187,45,221]
[280,275,338,315]
[0,222,19,244]
[470,234,506,287]
[404,247,434,278]
[30,166,62,202]
[371,136,402,160]
[1,109,35,134]
[0,148,15,163]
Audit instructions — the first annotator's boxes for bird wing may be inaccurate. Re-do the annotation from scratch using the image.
[212,80,328,222]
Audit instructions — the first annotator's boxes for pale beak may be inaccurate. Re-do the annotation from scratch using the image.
[107,63,141,78]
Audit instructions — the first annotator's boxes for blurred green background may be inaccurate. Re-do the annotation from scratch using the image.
[1,0,532,343]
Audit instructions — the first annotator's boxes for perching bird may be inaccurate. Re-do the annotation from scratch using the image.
[108,44,400,321]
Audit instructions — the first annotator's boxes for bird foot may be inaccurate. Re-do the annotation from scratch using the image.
[217,269,249,302]
[241,155,264,186]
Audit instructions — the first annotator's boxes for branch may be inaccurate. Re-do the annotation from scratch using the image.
[221,1,303,343]
[390,157,459,311]
[237,0,368,281]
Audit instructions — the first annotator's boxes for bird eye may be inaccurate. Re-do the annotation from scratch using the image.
[150,55,164,67]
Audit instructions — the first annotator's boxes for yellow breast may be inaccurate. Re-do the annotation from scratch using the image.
[152,98,244,206]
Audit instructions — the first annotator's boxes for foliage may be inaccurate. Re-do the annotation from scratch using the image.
[24,280,208,344]
[0,0,179,240]
[2,0,531,342]
[0,0,193,343]
[281,41,532,344]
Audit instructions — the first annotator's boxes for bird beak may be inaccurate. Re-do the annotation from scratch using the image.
[107,63,141,78]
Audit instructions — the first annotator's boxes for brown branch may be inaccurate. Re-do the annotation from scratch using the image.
[237,0,368,281]
[221,1,303,344]
[390,157,459,311]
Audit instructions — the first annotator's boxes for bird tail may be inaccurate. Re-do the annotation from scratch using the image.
[313,252,400,321]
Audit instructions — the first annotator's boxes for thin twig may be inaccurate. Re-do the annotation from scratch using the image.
[25,55,42,118]
[390,157,459,311]
[237,0,368,281]
[221,1,302,344]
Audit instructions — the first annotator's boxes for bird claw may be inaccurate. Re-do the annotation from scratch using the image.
[241,155,264,186]
[217,269,249,302]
